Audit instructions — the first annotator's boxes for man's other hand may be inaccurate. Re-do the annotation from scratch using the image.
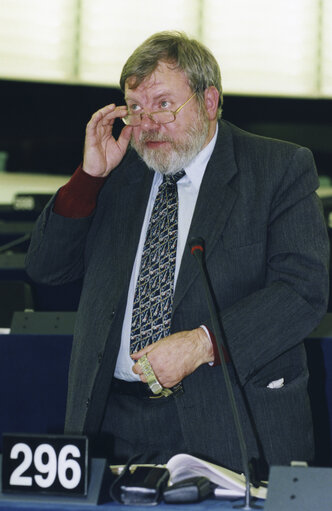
[131,327,214,388]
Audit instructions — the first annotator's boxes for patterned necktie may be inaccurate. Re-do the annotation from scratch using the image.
[130,170,185,354]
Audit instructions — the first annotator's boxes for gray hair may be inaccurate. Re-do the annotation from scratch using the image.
[120,31,223,118]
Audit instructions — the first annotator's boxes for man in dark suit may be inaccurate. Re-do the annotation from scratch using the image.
[26,31,329,474]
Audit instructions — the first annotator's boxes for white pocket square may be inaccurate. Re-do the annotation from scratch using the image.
[267,377,284,389]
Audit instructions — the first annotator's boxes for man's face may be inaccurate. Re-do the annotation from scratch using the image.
[124,61,210,174]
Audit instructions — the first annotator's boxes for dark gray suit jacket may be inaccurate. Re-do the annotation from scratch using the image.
[26,120,329,472]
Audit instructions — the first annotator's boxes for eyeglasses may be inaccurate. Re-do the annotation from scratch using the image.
[123,91,197,127]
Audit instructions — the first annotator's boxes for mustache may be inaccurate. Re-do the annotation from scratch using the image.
[139,132,173,144]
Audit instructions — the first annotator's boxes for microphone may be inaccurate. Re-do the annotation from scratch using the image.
[189,237,261,510]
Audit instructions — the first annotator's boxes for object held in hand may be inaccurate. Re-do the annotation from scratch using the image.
[137,355,173,398]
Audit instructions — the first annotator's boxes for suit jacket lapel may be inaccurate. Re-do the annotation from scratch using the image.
[173,120,238,312]
[105,155,154,299]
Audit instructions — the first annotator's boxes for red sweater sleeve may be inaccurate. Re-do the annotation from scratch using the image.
[53,164,107,218]
[206,327,230,366]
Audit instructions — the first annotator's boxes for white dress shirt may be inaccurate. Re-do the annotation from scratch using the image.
[114,125,218,381]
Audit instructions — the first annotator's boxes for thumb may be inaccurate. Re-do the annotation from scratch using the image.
[130,344,153,360]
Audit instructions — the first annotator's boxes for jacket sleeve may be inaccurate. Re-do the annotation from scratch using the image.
[212,147,329,385]
[25,199,92,285]
[25,165,107,284]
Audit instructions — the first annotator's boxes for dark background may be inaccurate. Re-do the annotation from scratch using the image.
[0,79,331,178]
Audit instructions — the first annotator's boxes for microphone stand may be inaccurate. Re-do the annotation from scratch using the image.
[189,237,261,510]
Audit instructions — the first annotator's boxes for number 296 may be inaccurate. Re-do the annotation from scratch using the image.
[9,443,82,490]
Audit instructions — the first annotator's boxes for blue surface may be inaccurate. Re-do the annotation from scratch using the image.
[0,334,72,451]
[0,496,262,510]
[306,337,332,465]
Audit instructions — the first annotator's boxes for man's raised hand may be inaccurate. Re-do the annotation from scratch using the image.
[83,104,132,177]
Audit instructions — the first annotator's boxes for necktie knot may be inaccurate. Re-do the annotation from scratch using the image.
[163,170,185,186]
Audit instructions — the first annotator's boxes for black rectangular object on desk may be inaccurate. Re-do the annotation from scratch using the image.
[114,466,169,505]
[163,476,213,503]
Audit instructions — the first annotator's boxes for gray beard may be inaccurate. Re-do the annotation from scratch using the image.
[131,115,209,175]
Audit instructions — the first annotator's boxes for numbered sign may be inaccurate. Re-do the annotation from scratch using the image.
[1,434,88,496]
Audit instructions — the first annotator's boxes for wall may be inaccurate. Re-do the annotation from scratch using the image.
[0,79,332,178]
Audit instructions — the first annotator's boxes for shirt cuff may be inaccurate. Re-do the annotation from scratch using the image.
[53,163,107,218]
[200,325,229,367]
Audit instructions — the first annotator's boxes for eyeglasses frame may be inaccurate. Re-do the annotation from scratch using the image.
[123,91,197,126]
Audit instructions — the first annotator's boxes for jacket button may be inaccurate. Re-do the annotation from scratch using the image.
[85,398,90,408]
[98,352,103,364]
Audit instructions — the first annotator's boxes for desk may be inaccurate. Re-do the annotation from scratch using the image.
[0,496,259,510]
[0,458,257,510]
[0,173,69,206]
